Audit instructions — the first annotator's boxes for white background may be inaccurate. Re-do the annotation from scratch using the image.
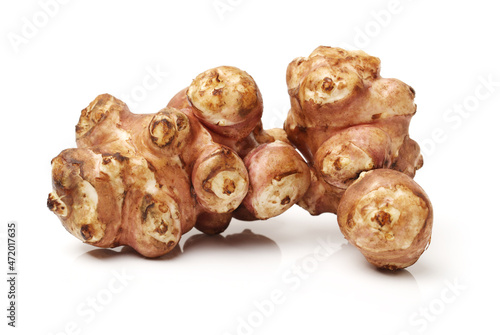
[1,1,499,334]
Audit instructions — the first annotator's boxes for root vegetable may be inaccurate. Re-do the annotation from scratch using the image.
[48,50,434,269]
[284,46,433,269]
[48,94,248,257]
[337,169,433,270]
[48,66,311,256]
[285,46,423,215]
[169,66,311,220]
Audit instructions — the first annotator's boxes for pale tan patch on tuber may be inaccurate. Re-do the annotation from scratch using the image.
[187,66,261,128]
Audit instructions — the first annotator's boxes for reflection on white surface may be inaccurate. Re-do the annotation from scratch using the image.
[35,211,430,335]
[1,195,481,335]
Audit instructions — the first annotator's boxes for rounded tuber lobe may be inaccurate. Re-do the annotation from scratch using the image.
[186,66,263,139]
[242,141,311,219]
[337,169,433,270]
[192,145,249,214]
[314,125,392,189]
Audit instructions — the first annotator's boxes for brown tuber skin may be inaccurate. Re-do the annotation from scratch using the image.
[168,66,311,221]
[48,50,433,269]
[337,169,433,270]
[285,46,424,215]
[285,46,432,269]
[48,94,249,257]
[48,66,311,257]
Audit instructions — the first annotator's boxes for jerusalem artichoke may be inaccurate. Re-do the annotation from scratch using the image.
[48,66,311,256]
[168,66,311,221]
[48,94,249,257]
[48,50,434,270]
[284,46,432,269]
[337,169,433,270]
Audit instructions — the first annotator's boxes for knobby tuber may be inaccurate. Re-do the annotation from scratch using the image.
[284,46,432,269]
[48,94,249,257]
[48,47,433,270]
[48,66,310,257]
[167,66,310,221]
[337,169,432,270]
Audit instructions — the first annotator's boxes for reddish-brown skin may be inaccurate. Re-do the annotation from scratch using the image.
[285,46,432,269]
[48,94,249,257]
[48,65,312,256]
[242,141,311,219]
[195,212,232,236]
[168,88,273,158]
[314,125,392,189]
[186,66,264,140]
[285,46,424,215]
[47,54,433,268]
[337,169,433,270]
[168,66,311,221]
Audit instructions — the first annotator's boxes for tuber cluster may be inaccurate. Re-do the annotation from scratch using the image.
[48,47,433,270]
[48,66,309,258]
[284,46,432,269]
[167,66,311,222]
